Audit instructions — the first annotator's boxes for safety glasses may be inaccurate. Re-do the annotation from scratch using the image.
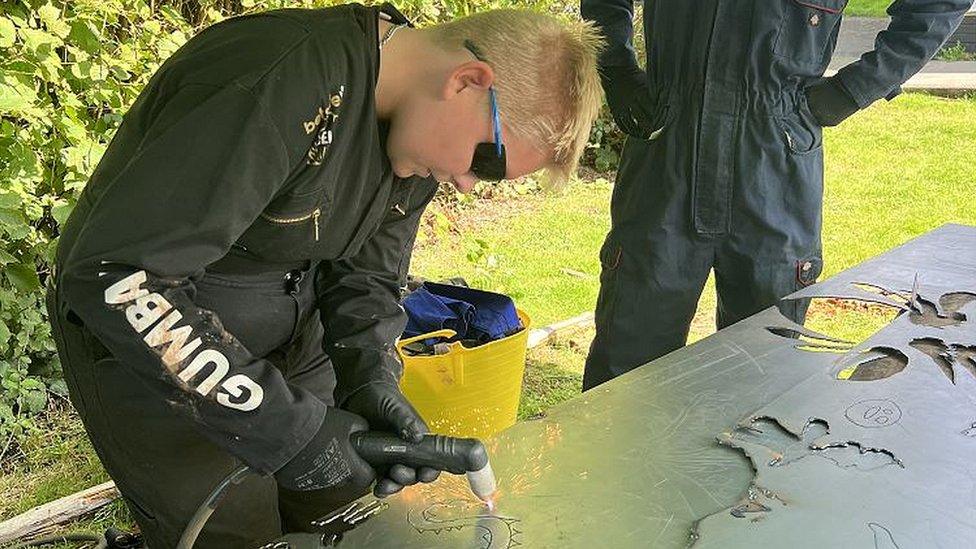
[464,40,507,181]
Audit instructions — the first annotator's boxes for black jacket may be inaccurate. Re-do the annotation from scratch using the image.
[55,3,437,474]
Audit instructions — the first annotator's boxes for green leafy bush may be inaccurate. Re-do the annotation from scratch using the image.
[937,40,976,62]
[0,0,620,454]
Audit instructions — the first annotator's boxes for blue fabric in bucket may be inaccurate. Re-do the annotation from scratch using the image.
[403,282,522,343]
[402,285,475,338]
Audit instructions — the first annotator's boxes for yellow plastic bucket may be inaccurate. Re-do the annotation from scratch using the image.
[398,310,531,439]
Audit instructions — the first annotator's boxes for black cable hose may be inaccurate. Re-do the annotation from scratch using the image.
[4,532,105,549]
[6,464,252,549]
[176,464,253,549]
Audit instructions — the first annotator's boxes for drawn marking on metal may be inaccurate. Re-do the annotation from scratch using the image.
[868,522,901,549]
[844,400,902,428]
[407,500,522,549]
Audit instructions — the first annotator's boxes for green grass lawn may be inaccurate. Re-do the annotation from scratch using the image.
[2,92,974,543]
[0,407,135,545]
[414,92,976,418]
[846,0,891,18]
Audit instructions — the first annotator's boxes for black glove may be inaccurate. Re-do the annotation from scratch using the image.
[804,78,859,127]
[601,64,659,139]
[342,382,440,497]
[274,407,375,492]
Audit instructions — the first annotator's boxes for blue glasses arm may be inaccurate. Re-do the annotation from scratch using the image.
[489,87,503,157]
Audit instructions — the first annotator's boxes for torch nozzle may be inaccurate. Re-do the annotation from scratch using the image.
[466,460,497,504]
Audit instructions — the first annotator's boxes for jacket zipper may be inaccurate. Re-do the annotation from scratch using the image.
[260,208,321,241]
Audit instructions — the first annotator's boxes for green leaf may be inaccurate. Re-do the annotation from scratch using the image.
[0,207,26,229]
[21,377,42,390]
[1,217,30,240]
[21,377,43,390]
[3,140,42,180]
[158,30,187,58]
[48,378,69,397]
[37,5,59,24]
[0,17,16,48]
[57,113,89,144]
[37,4,70,39]
[0,76,34,115]
[3,6,28,28]
[37,50,63,81]
[69,59,90,80]
[52,200,75,226]
[0,249,15,265]
[0,402,13,422]
[0,192,20,209]
[18,27,61,53]
[20,388,47,414]
[158,6,186,27]
[5,262,40,292]
[144,20,161,36]
[68,20,100,53]
[0,320,10,350]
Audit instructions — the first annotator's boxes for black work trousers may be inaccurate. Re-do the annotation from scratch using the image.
[47,265,350,548]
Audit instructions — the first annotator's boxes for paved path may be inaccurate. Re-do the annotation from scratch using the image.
[829,16,975,95]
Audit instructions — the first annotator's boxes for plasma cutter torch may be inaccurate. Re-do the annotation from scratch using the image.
[351,432,498,507]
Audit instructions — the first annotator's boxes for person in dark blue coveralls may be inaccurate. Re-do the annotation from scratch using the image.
[581,0,973,390]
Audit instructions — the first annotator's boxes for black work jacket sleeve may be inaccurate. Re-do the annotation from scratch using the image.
[834,0,973,107]
[581,0,641,69]
[58,83,328,475]
[315,178,439,406]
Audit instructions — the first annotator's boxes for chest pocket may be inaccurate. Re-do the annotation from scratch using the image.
[236,181,328,262]
[774,0,848,67]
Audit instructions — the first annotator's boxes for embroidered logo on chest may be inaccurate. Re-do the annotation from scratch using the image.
[303,85,345,166]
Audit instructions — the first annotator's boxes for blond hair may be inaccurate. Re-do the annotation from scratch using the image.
[426,10,604,188]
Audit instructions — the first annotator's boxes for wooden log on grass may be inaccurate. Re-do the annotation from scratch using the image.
[526,311,595,349]
[0,481,119,544]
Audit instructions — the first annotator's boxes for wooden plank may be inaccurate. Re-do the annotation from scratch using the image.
[0,481,119,544]
[527,312,594,349]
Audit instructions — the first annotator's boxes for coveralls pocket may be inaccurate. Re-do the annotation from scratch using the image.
[774,0,849,67]
[236,183,328,261]
[779,95,824,156]
[593,235,623,338]
[646,102,674,142]
[599,236,623,272]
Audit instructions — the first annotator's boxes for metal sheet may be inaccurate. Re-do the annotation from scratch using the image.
[695,295,976,547]
[270,224,976,548]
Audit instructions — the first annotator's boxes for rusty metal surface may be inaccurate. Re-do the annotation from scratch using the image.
[273,224,976,548]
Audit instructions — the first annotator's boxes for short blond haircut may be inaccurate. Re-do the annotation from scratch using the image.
[426,10,604,188]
